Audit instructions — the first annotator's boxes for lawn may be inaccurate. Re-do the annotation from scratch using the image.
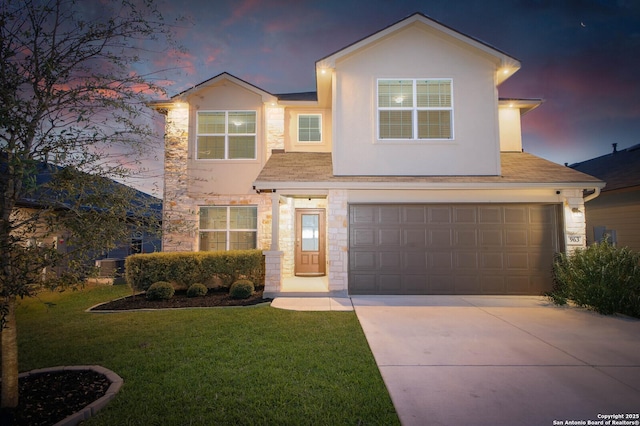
[14,284,400,425]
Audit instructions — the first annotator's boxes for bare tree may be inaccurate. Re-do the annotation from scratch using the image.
[0,0,175,409]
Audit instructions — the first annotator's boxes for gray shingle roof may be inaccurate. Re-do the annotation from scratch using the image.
[254,151,603,188]
[569,144,640,192]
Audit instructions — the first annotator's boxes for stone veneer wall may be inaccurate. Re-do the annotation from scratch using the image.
[266,106,284,156]
[562,189,587,253]
[327,190,348,292]
[163,105,197,251]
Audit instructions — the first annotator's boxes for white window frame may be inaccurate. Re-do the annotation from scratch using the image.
[196,110,257,160]
[377,78,454,141]
[198,206,258,251]
[297,113,322,143]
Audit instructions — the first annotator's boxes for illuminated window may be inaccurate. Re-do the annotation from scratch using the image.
[199,206,257,251]
[378,79,453,140]
[196,111,256,159]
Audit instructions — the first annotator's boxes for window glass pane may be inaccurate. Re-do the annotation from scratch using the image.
[228,136,256,159]
[418,110,452,139]
[197,136,225,159]
[228,111,256,134]
[198,112,225,134]
[229,231,257,250]
[379,110,412,139]
[417,80,451,108]
[200,207,227,230]
[229,207,257,229]
[378,80,413,108]
[199,231,227,251]
[301,214,319,251]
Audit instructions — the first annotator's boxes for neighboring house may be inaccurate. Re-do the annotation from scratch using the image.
[151,13,603,297]
[570,143,640,251]
[12,161,162,277]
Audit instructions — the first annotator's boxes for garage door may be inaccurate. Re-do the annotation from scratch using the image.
[349,204,562,295]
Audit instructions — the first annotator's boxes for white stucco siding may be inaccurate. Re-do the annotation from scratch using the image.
[332,24,501,177]
[186,83,267,196]
[284,107,332,153]
[499,106,523,152]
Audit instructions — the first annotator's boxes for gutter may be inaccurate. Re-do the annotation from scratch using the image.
[583,187,601,203]
[253,180,606,192]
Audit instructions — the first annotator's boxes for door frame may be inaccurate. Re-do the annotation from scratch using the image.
[294,208,326,276]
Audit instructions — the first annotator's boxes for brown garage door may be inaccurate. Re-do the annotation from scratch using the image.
[349,204,562,295]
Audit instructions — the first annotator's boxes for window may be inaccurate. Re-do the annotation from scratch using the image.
[196,111,256,159]
[199,206,257,251]
[378,79,453,140]
[298,114,322,142]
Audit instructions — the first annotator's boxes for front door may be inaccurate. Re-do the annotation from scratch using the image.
[295,209,326,276]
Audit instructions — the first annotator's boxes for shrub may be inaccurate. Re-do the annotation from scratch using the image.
[187,283,208,298]
[229,280,254,299]
[126,250,265,292]
[146,281,175,300]
[550,241,640,317]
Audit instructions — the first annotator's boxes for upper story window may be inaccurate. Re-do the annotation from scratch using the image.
[377,79,453,140]
[298,114,322,142]
[196,111,256,159]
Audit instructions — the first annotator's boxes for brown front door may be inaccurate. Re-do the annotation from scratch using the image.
[295,209,326,276]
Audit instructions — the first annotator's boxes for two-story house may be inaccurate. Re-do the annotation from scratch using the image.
[151,13,603,297]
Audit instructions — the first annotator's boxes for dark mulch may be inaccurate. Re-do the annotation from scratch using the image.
[0,370,110,426]
[0,288,272,426]
[90,287,272,311]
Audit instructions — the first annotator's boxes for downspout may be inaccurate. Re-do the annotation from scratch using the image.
[583,187,601,203]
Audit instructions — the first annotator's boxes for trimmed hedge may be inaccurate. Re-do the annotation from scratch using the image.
[125,250,265,292]
[550,241,640,317]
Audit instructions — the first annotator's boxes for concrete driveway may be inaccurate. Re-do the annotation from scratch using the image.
[352,296,640,426]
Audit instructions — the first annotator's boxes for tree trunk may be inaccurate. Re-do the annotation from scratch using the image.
[1,296,19,408]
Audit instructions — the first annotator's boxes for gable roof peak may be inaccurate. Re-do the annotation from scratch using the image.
[317,11,520,82]
[170,72,277,103]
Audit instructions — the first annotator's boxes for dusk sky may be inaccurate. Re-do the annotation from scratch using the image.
[135,0,640,195]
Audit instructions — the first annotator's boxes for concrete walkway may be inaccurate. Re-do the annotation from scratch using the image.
[351,295,640,426]
[270,297,353,311]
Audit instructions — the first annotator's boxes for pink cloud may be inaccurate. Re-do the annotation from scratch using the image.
[264,17,301,33]
[204,47,224,65]
[154,48,197,76]
[222,0,262,27]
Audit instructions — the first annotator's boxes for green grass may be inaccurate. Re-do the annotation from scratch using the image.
[14,285,399,425]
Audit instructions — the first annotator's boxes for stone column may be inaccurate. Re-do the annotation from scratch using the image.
[263,250,283,297]
[562,189,587,253]
[327,189,349,293]
[270,192,280,250]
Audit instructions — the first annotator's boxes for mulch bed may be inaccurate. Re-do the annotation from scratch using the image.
[0,288,272,426]
[90,287,272,310]
[0,370,110,426]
